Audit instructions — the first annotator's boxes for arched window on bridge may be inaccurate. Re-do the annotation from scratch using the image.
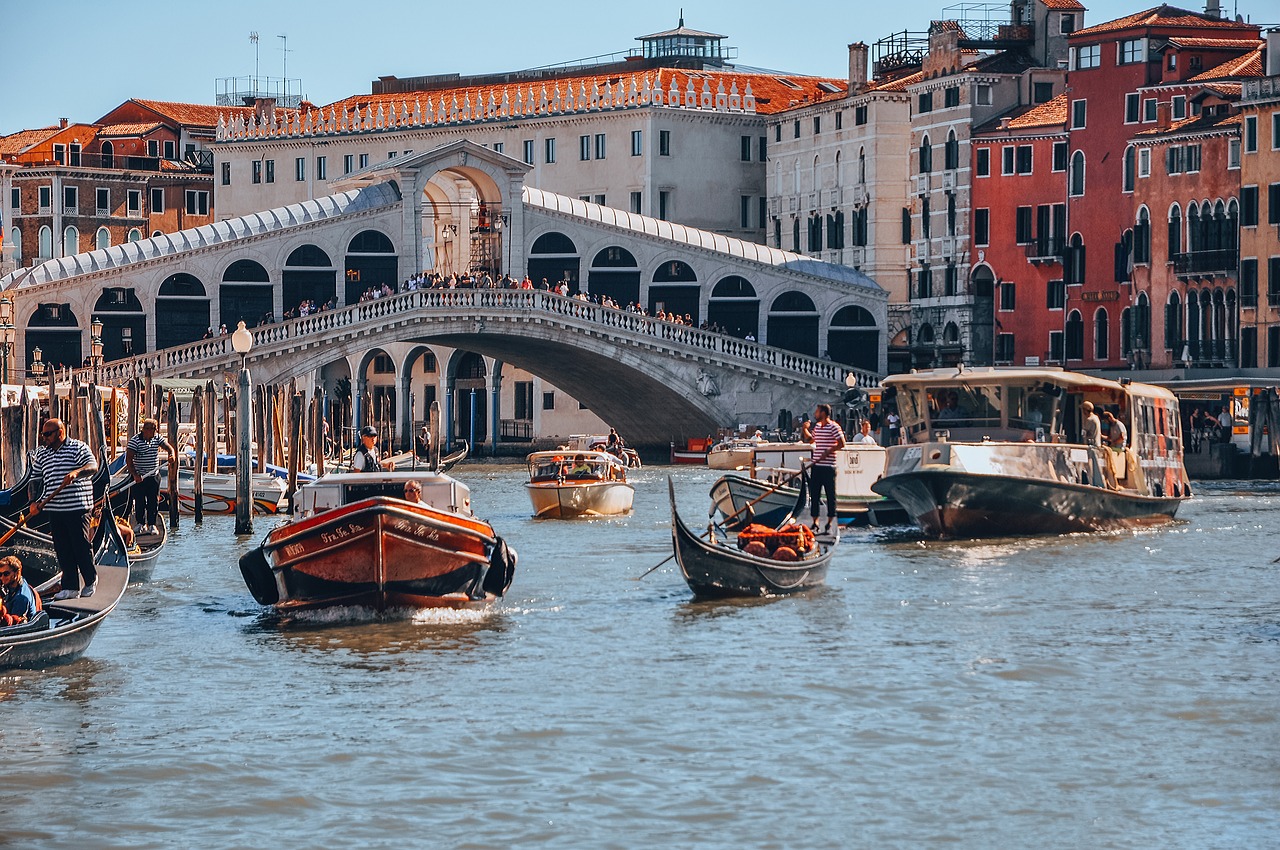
[221,259,273,328]
[345,229,398,305]
[94,287,146,360]
[528,231,580,292]
[707,276,759,339]
[282,244,335,315]
[25,303,80,370]
[649,260,699,323]
[156,273,210,350]
[766,291,818,357]
[827,305,879,372]
[588,246,639,306]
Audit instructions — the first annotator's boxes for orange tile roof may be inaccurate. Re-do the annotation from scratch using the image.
[1072,5,1258,38]
[1006,93,1070,129]
[868,70,926,93]
[1165,36,1262,49]
[97,122,164,137]
[1133,110,1240,136]
[129,99,293,128]
[1041,0,1086,9]
[321,67,846,118]
[1189,46,1264,81]
[0,126,62,155]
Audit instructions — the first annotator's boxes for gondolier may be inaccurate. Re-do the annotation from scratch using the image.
[126,418,174,534]
[29,418,99,600]
[802,404,845,534]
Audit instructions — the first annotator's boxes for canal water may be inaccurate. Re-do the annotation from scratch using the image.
[2,467,1277,849]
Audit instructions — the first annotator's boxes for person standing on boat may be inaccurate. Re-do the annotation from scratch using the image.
[1081,401,1102,447]
[28,418,99,600]
[852,419,878,445]
[0,555,38,625]
[126,418,174,535]
[1102,410,1127,451]
[352,425,395,472]
[802,403,845,534]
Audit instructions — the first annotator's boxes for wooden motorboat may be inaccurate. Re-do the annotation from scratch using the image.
[871,367,1192,538]
[238,470,516,613]
[0,511,130,670]
[669,479,835,599]
[669,437,712,465]
[559,434,642,468]
[525,450,634,518]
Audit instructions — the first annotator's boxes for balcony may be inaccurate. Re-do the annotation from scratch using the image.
[1172,249,1237,277]
[1178,339,1237,367]
[848,184,868,207]
[914,174,930,196]
[915,239,932,261]
[848,246,866,267]
[942,171,956,193]
[1025,237,1064,264]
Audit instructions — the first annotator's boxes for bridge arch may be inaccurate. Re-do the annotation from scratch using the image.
[445,349,491,445]
[707,275,759,339]
[282,243,337,315]
[93,286,146,360]
[156,273,209,350]
[827,305,879,372]
[528,229,580,290]
[220,259,273,329]
[649,259,700,321]
[767,291,818,356]
[344,228,398,304]
[26,302,81,369]
[588,245,639,305]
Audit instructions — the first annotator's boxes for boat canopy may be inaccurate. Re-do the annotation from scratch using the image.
[527,450,625,481]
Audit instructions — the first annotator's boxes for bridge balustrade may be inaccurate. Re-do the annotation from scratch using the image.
[96,289,880,388]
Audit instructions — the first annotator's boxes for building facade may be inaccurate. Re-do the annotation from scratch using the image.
[1239,32,1280,367]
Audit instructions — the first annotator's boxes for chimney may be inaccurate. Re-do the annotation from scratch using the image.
[1156,100,1172,130]
[58,117,68,129]
[1268,28,1280,77]
[1204,0,1221,19]
[252,97,277,124]
[848,42,869,93]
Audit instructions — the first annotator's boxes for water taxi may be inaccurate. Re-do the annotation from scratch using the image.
[525,450,634,518]
[870,367,1191,538]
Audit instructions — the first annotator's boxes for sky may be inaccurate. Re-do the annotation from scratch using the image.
[0,0,1271,135]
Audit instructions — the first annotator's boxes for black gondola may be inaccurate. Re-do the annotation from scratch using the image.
[668,479,836,599]
[0,508,130,670]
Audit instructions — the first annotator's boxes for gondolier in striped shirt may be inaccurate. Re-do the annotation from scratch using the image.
[126,418,174,534]
[29,418,99,600]
[802,403,845,534]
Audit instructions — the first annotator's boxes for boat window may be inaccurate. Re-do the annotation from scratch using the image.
[343,482,414,503]
[928,384,1001,429]
[1008,385,1062,438]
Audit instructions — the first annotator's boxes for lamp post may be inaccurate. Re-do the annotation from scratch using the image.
[0,295,14,386]
[231,321,254,535]
[30,346,45,381]
[90,316,103,385]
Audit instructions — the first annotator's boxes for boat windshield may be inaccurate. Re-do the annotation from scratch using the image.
[529,456,616,481]
[896,380,1067,443]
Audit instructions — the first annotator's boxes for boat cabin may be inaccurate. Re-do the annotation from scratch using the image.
[527,450,626,482]
[293,471,473,516]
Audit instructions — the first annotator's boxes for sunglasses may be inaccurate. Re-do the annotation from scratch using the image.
[40,430,57,437]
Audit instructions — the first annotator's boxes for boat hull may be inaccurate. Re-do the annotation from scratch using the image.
[525,481,634,518]
[706,446,754,470]
[254,496,506,611]
[710,473,908,527]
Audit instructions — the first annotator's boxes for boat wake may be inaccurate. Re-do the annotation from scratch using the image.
[275,604,498,626]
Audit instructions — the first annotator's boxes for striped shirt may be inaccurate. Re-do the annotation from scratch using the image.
[33,438,96,512]
[127,433,165,476]
[810,421,844,467]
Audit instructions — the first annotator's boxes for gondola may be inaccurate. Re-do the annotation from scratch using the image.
[0,507,131,670]
[668,479,836,599]
[124,519,166,582]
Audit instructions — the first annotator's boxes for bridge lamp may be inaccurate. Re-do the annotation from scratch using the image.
[0,295,12,385]
[30,347,45,380]
[231,321,254,535]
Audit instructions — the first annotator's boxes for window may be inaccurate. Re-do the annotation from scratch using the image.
[1125,93,1140,124]
[1119,38,1144,65]
[740,135,752,161]
[1273,113,1280,149]
[1244,116,1257,153]
[149,187,164,213]
[1271,258,1280,308]
[1002,146,1015,175]
[1047,280,1065,310]
[630,191,642,214]
[63,186,77,212]
[775,124,782,142]
[1071,99,1086,129]
[659,190,670,221]
[1076,45,1100,69]
[1134,208,1150,264]
[1094,309,1109,359]
[1049,331,1065,362]
[1240,186,1258,226]
[544,138,556,163]
[740,196,751,228]
[9,187,17,209]
[185,190,209,215]
[996,333,1016,363]
[918,91,933,113]
[944,264,958,296]
[916,266,932,299]
[999,282,1016,310]
[1138,148,1151,178]
[1033,82,1054,104]
[1123,146,1136,192]
[793,120,800,139]
[759,197,767,229]
[221,161,230,185]
[1016,145,1032,175]
[1240,259,1258,307]
[835,112,843,130]
[126,189,140,214]
[1168,52,1178,70]
[1229,138,1241,169]
[944,86,960,107]
[580,135,591,161]
[38,185,51,211]
[1189,55,1202,71]
[976,148,990,177]
[69,143,81,166]
[542,392,555,410]
[1172,95,1186,120]
[813,116,821,134]
[96,187,109,214]
[522,140,534,164]
[1070,151,1086,196]
[901,207,912,244]
[295,156,305,181]
[627,129,643,157]
[1060,13,1076,34]
[252,160,262,183]
[975,208,990,246]
[316,156,327,180]
[514,382,534,420]
[1269,183,1280,225]
[855,105,868,125]
[492,143,503,154]
[1166,146,1184,175]
[1185,144,1201,173]
[147,139,159,158]
[592,133,605,160]
[1144,98,1157,122]
[387,151,396,160]
[1015,207,1033,244]
[919,136,932,173]
[1168,204,1183,255]
[265,159,275,182]
[1052,141,1068,172]
[976,85,992,106]
[945,133,959,170]
[163,139,176,160]
[343,154,354,174]
[659,130,671,156]
[52,143,66,165]
[357,154,368,169]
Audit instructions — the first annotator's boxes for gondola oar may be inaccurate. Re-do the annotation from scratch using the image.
[0,474,78,548]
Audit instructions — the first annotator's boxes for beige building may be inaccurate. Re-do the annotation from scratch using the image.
[1239,31,1280,367]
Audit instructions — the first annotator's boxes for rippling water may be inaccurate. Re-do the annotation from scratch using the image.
[2,467,1278,849]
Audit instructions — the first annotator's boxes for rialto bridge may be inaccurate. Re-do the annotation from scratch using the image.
[0,141,886,449]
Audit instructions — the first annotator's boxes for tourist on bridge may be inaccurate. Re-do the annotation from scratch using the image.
[353,425,395,472]
[126,417,175,535]
[29,418,99,600]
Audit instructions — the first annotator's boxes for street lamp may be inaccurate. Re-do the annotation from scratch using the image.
[231,321,254,534]
[30,346,45,381]
[0,295,13,386]
[90,317,104,385]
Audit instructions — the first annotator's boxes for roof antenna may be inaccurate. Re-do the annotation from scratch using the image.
[679,8,684,26]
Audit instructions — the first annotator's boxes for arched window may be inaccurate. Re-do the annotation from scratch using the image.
[38,226,51,259]
[347,229,394,253]
[858,146,866,184]
[156,273,210,350]
[1067,233,1085,286]
[1123,146,1135,193]
[945,130,959,170]
[587,246,639,305]
[812,155,820,194]
[1167,203,1182,258]
[1094,308,1109,360]
[530,232,576,254]
[834,150,843,185]
[10,227,20,265]
[767,291,819,356]
[1165,291,1183,353]
[1134,207,1150,264]
[100,140,114,169]
[1065,310,1084,360]
[1134,291,1151,351]
[1069,151,1085,197]
[943,322,960,344]
[708,276,759,339]
[653,260,697,283]
[127,228,142,243]
[285,244,333,267]
[1226,199,1239,251]
[62,225,79,257]
[1188,202,1202,253]
[95,226,110,250]
[919,134,932,174]
[792,159,800,194]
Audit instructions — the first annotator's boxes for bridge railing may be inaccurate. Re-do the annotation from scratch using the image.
[97,289,881,387]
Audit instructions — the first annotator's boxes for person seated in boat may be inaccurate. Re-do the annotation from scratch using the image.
[852,419,878,445]
[0,555,39,626]
[403,480,426,505]
[353,426,395,472]
[935,392,964,421]
[568,454,597,478]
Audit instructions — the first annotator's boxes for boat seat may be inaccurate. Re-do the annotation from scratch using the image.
[0,610,50,637]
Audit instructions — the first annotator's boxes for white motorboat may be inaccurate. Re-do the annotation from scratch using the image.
[525,450,635,518]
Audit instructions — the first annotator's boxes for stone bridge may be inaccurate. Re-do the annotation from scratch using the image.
[96,289,873,448]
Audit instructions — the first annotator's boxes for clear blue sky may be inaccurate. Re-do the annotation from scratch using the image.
[0,0,1267,135]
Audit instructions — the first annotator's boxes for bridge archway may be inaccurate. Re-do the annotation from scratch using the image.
[220,259,272,328]
[767,291,818,356]
[649,260,699,322]
[282,244,336,314]
[156,273,209,350]
[827,305,878,372]
[707,276,758,339]
[345,229,398,303]
[93,287,146,360]
[446,350,489,447]
[26,302,80,369]
[588,246,639,305]
[528,231,580,291]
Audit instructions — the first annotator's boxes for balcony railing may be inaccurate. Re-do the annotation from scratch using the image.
[1025,237,1064,263]
[1178,338,1237,365]
[1172,249,1238,276]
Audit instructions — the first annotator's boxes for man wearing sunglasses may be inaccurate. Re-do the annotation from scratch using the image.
[29,418,99,601]
[0,555,38,626]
